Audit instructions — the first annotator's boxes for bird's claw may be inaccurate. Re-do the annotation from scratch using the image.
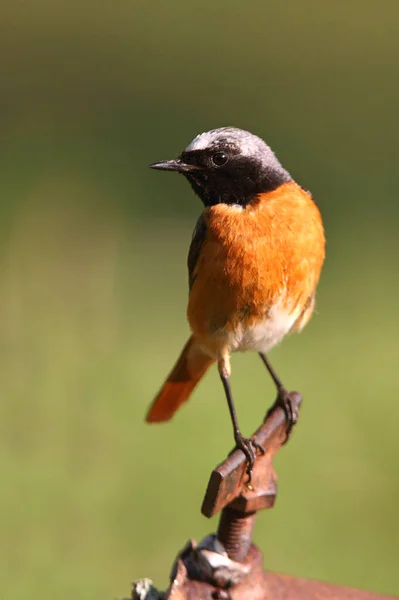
[265,387,299,442]
[234,431,265,481]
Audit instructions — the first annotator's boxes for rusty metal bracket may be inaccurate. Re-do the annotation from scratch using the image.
[131,392,398,600]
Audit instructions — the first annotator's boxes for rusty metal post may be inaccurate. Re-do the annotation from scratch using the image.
[131,392,398,600]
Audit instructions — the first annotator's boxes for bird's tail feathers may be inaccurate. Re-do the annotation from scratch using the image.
[146,336,214,423]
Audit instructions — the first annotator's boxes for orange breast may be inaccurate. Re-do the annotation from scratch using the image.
[187,181,325,348]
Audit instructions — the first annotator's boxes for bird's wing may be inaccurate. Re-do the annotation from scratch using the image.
[187,215,207,291]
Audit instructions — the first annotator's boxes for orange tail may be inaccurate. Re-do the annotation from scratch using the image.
[146,336,215,423]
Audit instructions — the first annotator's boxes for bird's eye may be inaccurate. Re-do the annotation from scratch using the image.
[211,151,229,166]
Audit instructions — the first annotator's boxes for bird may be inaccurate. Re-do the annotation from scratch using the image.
[146,127,325,475]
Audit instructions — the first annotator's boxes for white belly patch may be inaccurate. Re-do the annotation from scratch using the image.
[227,302,300,353]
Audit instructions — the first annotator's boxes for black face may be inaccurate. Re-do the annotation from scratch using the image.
[149,132,291,208]
[179,145,290,207]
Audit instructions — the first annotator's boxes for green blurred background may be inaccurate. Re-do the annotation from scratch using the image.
[1,1,399,598]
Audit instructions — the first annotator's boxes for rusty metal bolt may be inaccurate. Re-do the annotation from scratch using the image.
[217,507,257,562]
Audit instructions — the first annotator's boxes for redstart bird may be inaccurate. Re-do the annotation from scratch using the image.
[147,127,325,475]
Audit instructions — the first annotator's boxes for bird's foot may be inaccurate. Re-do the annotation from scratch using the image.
[265,387,299,442]
[233,431,265,480]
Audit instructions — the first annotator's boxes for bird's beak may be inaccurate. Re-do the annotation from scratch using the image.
[149,158,202,173]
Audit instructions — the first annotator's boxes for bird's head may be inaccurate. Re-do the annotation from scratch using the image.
[150,127,291,207]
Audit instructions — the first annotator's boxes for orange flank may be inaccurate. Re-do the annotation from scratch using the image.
[146,336,215,422]
[187,181,325,344]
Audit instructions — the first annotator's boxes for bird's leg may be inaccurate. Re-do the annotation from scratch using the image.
[258,352,299,437]
[218,351,264,479]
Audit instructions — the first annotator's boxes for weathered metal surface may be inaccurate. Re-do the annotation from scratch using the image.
[161,544,397,600]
